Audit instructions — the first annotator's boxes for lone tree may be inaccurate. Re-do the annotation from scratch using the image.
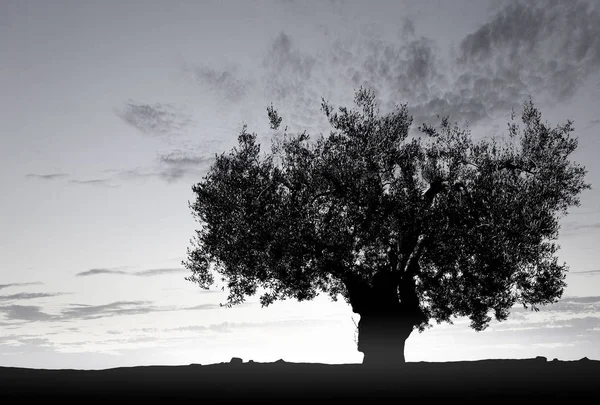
[184,88,590,366]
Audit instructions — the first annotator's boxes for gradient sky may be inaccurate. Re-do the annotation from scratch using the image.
[1,0,599,370]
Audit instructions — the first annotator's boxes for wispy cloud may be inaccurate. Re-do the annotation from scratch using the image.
[152,149,215,183]
[76,267,187,277]
[168,318,342,334]
[0,298,221,323]
[0,305,54,322]
[0,292,66,302]
[263,32,316,103]
[183,64,253,103]
[0,282,43,291]
[571,269,600,275]
[560,221,600,236]
[114,100,194,142]
[182,303,222,311]
[68,179,119,188]
[76,268,128,277]
[114,156,210,184]
[133,268,188,277]
[510,295,600,315]
[25,173,68,180]
[158,150,214,167]
[59,301,160,321]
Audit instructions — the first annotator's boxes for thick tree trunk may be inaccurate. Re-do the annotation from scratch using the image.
[346,272,423,367]
[357,312,413,366]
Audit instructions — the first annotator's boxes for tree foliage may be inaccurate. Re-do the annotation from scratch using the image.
[184,88,590,332]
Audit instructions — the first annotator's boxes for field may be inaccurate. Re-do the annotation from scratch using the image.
[2,356,598,402]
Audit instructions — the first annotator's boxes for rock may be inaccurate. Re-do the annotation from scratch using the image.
[248,360,254,363]
[552,358,559,362]
[230,357,243,364]
[579,357,590,362]
[535,356,547,362]
[275,359,286,364]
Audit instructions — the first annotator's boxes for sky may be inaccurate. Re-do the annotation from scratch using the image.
[1,0,599,370]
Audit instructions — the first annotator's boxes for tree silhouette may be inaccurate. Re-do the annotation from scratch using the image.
[184,88,590,366]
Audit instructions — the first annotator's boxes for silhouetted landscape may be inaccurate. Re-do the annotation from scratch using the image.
[2,356,598,401]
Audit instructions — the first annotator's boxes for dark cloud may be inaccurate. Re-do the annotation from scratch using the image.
[114,101,194,141]
[183,65,253,102]
[0,292,65,301]
[261,1,599,133]
[76,268,128,277]
[0,282,43,291]
[0,305,54,322]
[25,173,68,180]
[456,0,600,107]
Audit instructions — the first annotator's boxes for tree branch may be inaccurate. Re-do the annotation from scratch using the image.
[423,179,448,206]
[402,234,427,276]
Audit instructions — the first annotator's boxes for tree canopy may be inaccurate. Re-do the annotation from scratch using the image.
[184,88,590,333]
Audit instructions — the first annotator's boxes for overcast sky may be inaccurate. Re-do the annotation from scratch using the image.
[1,0,599,370]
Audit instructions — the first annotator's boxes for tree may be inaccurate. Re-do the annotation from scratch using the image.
[184,88,590,366]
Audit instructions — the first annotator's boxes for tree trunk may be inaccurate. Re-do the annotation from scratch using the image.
[357,311,413,366]
[346,272,423,367]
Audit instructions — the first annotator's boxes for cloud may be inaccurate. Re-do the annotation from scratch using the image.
[264,32,316,100]
[76,268,128,277]
[168,318,341,334]
[60,301,161,321]
[182,304,222,311]
[0,292,65,302]
[114,101,194,141]
[158,150,214,167]
[76,267,187,277]
[571,270,600,275]
[25,173,68,180]
[455,0,600,108]
[0,305,54,322]
[0,282,43,291]
[114,150,211,184]
[510,295,600,315]
[153,149,215,183]
[68,179,119,188]
[559,221,600,236]
[183,64,253,103]
[133,268,188,277]
[256,1,599,135]
[400,17,416,39]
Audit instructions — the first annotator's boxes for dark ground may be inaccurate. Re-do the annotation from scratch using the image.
[1,356,598,402]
